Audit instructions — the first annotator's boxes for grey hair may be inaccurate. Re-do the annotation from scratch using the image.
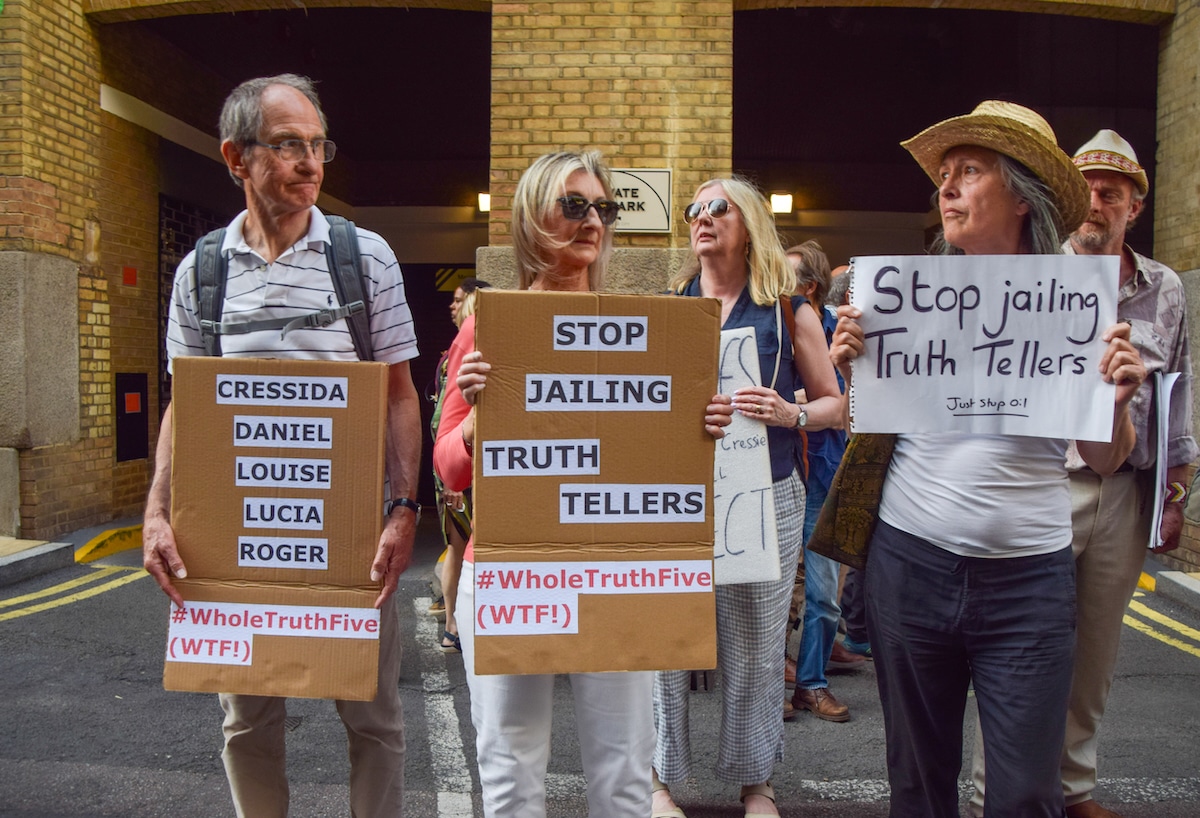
[786,240,832,306]
[826,270,852,307]
[931,152,1066,256]
[219,74,328,187]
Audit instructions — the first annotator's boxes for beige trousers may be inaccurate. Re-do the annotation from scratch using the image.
[218,596,406,818]
[971,469,1149,814]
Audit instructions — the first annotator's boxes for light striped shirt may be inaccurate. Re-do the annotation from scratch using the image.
[166,207,418,370]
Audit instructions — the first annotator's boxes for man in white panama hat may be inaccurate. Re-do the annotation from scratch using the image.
[971,129,1197,818]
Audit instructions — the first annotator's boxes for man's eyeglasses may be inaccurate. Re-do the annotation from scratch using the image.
[558,195,620,226]
[251,139,337,163]
[683,198,732,223]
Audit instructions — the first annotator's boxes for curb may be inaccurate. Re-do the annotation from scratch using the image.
[75,525,143,563]
[0,542,74,588]
[1156,571,1200,616]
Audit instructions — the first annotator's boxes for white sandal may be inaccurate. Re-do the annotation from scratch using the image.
[740,781,779,818]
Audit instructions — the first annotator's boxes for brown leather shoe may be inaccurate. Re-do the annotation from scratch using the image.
[1065,801,1123,818]
[792,686,850,722]
[828,641,867,670]
[785,656,797,689]
[782,697,797,721]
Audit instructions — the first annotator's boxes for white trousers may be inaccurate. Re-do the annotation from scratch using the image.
[458,561,654,818]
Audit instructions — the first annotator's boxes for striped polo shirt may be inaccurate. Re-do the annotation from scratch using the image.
[166,207,418,370]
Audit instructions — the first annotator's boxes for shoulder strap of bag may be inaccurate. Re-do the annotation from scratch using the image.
[770,295,798,390]
[195,217,375,361]
[324,215,375,362]
[196,228,229,357]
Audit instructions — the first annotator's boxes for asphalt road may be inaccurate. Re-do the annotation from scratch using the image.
[2,517,1198,818]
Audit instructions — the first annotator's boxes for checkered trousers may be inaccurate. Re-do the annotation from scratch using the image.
[653,470,806,784]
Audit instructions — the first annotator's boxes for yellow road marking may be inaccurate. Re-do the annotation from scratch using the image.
[1137,571,1156,592]
[0,566,132,608]
[0,568,148,622]
[75,525,142,563]
[1128,598,1200,643]
[1123,614,1200,659]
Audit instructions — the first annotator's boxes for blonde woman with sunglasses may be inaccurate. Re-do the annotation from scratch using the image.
[434,151,733,818]
[652,177,844,818]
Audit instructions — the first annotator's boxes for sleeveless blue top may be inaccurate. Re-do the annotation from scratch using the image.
[681,276,800,481]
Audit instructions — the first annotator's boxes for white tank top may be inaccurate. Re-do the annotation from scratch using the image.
[878,433,1071,558]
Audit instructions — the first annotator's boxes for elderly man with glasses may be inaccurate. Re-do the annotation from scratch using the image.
[143,74,421,818]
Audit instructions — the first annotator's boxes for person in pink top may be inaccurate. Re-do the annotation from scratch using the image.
[433,150,732,818]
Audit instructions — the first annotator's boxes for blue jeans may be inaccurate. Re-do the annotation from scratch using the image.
[797,481,840,690]
[866,520,1075,818]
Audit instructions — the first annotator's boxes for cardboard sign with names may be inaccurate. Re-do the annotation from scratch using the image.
[164,356,388,700]
[472,290,719,675]
[712,327,781,584]
[848,254,1118,440]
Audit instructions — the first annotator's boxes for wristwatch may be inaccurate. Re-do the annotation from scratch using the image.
[385,497,422,521]
[794,404,808,430]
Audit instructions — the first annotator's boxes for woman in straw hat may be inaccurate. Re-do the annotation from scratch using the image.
[829,101,1146,817]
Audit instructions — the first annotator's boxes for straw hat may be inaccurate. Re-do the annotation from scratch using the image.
[900,100,1090,234]
[1072,129,1148,196]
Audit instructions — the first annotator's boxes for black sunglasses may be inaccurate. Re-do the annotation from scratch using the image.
[558,195,620,226]
[683,198,732,223]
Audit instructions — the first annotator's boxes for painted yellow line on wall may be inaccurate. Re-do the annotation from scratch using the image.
[0,569,148,622]
[1128,598,1200,643]
[0,566,131,608]
[1123,614,1200,659]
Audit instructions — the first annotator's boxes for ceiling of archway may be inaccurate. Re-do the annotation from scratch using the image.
[113,5,1159,247]
[131,7,492,207]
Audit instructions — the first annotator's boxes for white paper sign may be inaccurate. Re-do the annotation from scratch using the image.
[472,559,713,635]
[849,255,1119,440]
[712,327,781,584]
[1150,370,1181,549]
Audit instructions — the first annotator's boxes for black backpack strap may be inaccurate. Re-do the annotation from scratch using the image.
[325,215,375,362]
[195,228,228,357]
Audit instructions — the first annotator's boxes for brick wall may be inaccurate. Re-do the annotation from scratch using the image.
[1155,0,1200,571]
[1,0,108,539]
[99,112,161,516]
[1155,0,1200,276]
[488,2,733,250]
[0,1,99,257]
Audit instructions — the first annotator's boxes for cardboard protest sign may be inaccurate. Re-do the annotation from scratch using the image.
[164,356,388,700]
[472,290,719,675]
[712,327,780,584]
[849,254,1118,440]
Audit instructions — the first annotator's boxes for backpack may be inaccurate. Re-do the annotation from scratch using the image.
[194,214,375,361]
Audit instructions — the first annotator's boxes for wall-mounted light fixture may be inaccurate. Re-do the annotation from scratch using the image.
[770,193,793,214]
[478,193,491,212]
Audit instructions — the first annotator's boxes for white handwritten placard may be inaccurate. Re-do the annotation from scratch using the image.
[849,254,1119,441]
[712,327,781,584]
